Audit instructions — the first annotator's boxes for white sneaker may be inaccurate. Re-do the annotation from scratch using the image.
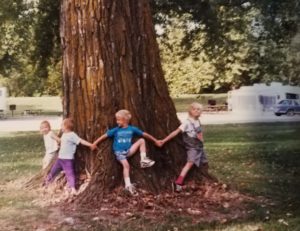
[140,157,155,168]
[125,184,138,196]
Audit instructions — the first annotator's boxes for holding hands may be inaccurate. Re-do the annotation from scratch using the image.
[155,128,182,148]
[90,143,98,151]
[155,139,165,147]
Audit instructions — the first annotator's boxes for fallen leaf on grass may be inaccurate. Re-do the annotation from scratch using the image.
[187,208,202,215]
[223,202,230,208]
[203,187,214,198]
[116,196,123,202]
[278,219,289,226]
[125,212,134,217]
[220,218,227,224]
[36,228,47,231]
[110,210,120,216]
[145,202,154,209]
[132,200,138,205]
[63,217,74,225]
[222,184,228,190]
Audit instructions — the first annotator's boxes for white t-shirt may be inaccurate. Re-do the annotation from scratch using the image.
[43,131,59,155]
[179,117,201,138]
[58,132,81,159]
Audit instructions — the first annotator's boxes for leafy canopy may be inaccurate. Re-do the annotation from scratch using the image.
[0,0,299,96]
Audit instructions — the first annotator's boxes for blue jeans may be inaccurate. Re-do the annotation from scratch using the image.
[114,150,129,161]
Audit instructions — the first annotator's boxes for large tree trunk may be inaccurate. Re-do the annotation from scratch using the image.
[60,0,187,204]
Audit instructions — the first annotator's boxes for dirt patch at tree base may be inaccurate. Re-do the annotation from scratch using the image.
[56,181,265,230]
[1,179,267,230]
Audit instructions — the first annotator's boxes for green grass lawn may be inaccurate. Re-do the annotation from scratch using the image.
[0,132,42,183]
[205,123,300,230]
[0,132,50,230]
[0,122,299,230]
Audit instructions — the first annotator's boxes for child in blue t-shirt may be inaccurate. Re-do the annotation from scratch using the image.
[93,109,159,196]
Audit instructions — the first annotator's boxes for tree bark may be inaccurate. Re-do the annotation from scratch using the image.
[60,0,187,204]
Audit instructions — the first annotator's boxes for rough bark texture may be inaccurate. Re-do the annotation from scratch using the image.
[60,0,187,204]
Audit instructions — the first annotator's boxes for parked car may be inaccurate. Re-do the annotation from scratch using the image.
[273,99,300,116]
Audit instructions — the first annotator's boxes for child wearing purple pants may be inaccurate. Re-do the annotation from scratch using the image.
[45,118,95,195]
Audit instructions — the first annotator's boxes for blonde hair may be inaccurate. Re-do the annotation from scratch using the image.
[40,120,51,129]
[63,118,74,131]
[115,109,132,121]
[188,102,203,112]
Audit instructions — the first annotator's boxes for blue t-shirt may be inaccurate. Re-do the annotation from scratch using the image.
[106,126,143,153]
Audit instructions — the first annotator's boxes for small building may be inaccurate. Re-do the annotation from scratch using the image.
[228,82,300,113]
[0,87,7,116]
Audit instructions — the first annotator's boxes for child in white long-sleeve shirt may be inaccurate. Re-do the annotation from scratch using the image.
[40,120,60,169]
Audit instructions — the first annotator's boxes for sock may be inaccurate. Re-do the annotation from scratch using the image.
[124,177,131,187]
[175,175,184,185]
[140,152,147,160]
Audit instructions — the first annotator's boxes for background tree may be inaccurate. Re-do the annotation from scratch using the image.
[153,0,300,94]
[1,0,299,96]
[0,0,61,96]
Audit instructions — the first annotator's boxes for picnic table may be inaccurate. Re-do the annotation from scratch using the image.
[23,109,43,116]
[0,109,4,118]
[203,99,228,112]
[203,104,228,112]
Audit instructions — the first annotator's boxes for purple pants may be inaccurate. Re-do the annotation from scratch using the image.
[46,159,76,188]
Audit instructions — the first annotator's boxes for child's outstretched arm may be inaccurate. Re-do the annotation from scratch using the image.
[51,133,61,143]
[160,127,181,145]
[80,139,96,150]
[93,134,108,146]
[197,132,204,143]
[142,132,159,144]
